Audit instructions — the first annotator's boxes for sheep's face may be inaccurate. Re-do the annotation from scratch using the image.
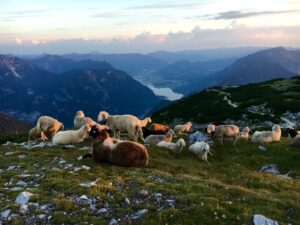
[243,127,252,133]
[76,111,85,118]
[178,139,186,147]
[85,124,92,132]
[207,124,215,134]
[167,129,175,136]
[272,124,281,132]
[98,111,109,122]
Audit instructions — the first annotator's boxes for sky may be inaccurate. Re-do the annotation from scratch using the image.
[0,0,300,54]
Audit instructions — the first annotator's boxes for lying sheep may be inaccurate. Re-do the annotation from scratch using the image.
[157,138,186,153]
[285,127,300,138]
[52,124,91,145]
[84,126,148,167]
[251,124,281,143]
[174,122,192,134]
[149,123,170,132]
[144,129,175,146]
[207,124,239,145]
[188,141,212,163]
[140,117,152,128]
[36,116,64,141]
[238,127,252,141]
[98,111,144,142]
[74,110,96,129]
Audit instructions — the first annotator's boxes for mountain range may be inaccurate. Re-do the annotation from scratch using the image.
[0,55,160,126]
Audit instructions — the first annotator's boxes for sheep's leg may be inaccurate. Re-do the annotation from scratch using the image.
[233,136,238,145]
[41,131,48,141]
[208,150,213,156]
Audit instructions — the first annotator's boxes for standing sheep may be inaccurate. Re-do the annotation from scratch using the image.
[36,116,64,141]
[174,122,192,134]
[97,111,144,142]
[157,138,186,153]
[251,124,281,143]
[85,126,149,167]
[144,129,175,146]
[74,110,96,129]
[207,124,239,145]
[188,141,212,163]
[52,124,91,145]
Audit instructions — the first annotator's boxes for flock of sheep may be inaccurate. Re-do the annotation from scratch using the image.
[27,110,300,167]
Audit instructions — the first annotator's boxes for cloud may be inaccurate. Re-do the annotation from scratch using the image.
[15,38,22,45]
[208,9,300,20]
[1,25,300,54]
[128,3,204,10]
[0,9,50,19]
[92,12,129,18]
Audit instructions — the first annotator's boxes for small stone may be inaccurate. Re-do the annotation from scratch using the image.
[79,179,99,187]
[253,214,279,225]
[81,165,91,170]
[98,208,107,213]
[260,164,280,175]
[58,160,66,164]
[40,205,48,211]
[131,209,148,220]
[124,198,130,206]
[5,152,14,156]
[15,191,33,205]
[18,154,27,159]
[138,189,149,197]
[7,165,17,170]
[37,214,47,219]
[19,174,31,178]
[10,187,23,191]
[258,146,267,152]
[1,209,11,219]
[77,156,83,161]
[19,204,28,214]
[16,181,27,187]
[74,167,81,172]
[109,218,118,225]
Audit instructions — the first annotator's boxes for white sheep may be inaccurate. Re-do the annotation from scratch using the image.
[53,124,91,145]
[157,138,186,153]
[97,111,144,142]
[174,122,192,134]
[139,117,152,128]
[188,141,212,163]
[207,124,240,145]
[251,124,281,143]
[144,129,175,146]
[238,127,252,141]
[36,116,64,141]
[74,110,96,129]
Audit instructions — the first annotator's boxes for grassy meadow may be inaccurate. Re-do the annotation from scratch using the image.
[0,134,299,225]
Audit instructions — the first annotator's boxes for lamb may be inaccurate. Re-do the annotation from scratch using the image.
[74,110,97,129]
[238,127,252,141]
[144,129,175,146]
[149,123,170,132]
[157,138,186,153]
[188,141,212,163]
[52,124,91,145]
[139,117,152,128]
[174,122,192,134]
[251,124,281,143]
[85,126,148,167]
[36,116,64,140]
[207,124,239,145]
[97,111,144,142]
[285,127,300,138]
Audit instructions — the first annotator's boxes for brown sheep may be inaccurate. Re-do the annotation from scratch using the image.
[150,123,170,132]
[84,126,149,167]
[36,116,64,141]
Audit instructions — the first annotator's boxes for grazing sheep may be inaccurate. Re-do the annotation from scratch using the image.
[140,117,152,128]
[188,141,212,163]
[144,129,175,146]
[85,126,148,167]
[251,124,281,143]
[207,124,239,145]
[292,135,300,147]
[74,110,97,129]
[174,122,192,134]
[285,127,300,138]
[238,127,252,141]
[149,123,170,132]
[28,127,52,141]
[36,116,64,141]
[157,138,186,153]
[142,127,168,138]
[97,111,144,142]
[52,124,91,145]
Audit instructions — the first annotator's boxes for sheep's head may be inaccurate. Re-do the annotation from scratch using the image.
[207,124,216,134]
[243,127,252,134]
[147,117,152,123]
[90,124,110,140]
[76,110,85,118]
[272,124,281,132]
[84,124,92,132]
[177,138,186,148]
[98,111,109,122]
[167,129,175,137]
[203,143,210,152]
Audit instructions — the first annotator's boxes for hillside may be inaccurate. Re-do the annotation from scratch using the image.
[151,76,300,126]
[0,114,31,134]
[0,134,299,224]
[0,55,161,126]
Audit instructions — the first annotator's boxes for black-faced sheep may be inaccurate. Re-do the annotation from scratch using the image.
[285,127,300,138]
[157,138,186,153]
[52,124,91,145]
[251,124,281,143]
[86,126,148,167]
[74,110,96,129]
[144,129,175,146]
[149,123,170,132]
[36,116,64,141]
[97,111,144,142]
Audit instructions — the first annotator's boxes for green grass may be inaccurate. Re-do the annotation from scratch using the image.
[0,136,299,225]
